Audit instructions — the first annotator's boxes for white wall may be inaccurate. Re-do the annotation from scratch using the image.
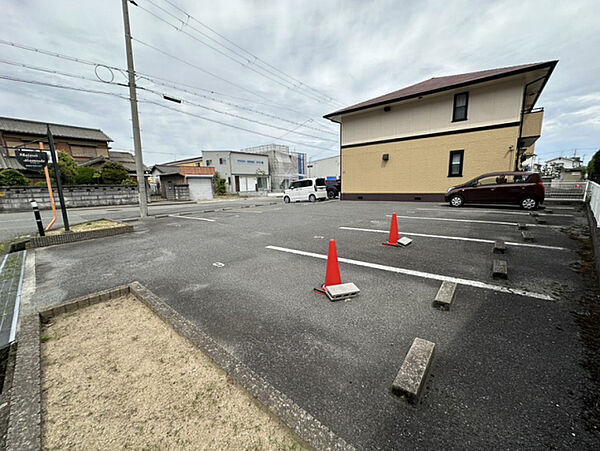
[309,155,340,179]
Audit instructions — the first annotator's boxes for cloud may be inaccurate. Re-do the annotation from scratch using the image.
[0,0,598,164]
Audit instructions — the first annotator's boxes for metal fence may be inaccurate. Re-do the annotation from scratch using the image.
[543,180,588,201]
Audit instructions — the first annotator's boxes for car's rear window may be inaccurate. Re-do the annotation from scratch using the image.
[315,178,326,186]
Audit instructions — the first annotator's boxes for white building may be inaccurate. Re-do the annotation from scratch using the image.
[202,150,270,195]
[307,155,340,179]
[242,144,306,191]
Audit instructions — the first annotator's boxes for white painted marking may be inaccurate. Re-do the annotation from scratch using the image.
[212,262,225,267]
[416,207,573,217]
[266,245,553,301]
[386,214,562,228]
[168,214,215,222]
[9,250,26,343]
[313,235,325,239]
[339,226,567,251]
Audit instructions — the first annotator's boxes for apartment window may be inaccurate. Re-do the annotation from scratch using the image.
[195,162,201,167]
[448,150,464,177]
[205,160,212,166]
[247,160,255,164]
[257,161,264,165]
[237,159,246,163]
[452,92,469,122]
[219,158,225,164]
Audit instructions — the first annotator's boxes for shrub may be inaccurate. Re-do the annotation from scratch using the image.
[122,178,137,185]
[44,151,78,185]
[587,149,600,181]
[34,181,48,187]
[213,171,227,195]
[0,169,30,186]
[100,161,129,184]
[75,166,100,184]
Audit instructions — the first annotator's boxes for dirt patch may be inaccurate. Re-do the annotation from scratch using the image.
[41,295,305,450]
[45,219,122,236]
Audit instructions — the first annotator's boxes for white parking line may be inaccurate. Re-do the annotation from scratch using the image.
[168,215,215,222]
[386,215,562,228]
[266,245,553,300]
[416,208,573,217]
[339,226,567,251]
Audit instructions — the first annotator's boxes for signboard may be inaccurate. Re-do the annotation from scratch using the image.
[15,150,48,171]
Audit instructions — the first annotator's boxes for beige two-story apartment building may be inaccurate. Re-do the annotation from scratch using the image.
[324,61,557,201]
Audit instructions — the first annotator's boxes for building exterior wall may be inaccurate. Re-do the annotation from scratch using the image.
[341,78,524,147]
[2,133,109,161]
[309,156,340,179]
[203,151,269,194]
[341,125,519,196]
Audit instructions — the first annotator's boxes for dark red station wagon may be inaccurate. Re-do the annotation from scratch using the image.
[444,172,545,210]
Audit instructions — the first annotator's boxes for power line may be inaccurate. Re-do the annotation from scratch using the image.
[0,58,128,87]
[0,74,130,100]
[0,74,338,155]
[131,37,276,104]
[135,2,328,105]
[139,98,339,153]
[0,38,337,133]
[140,0,344,107]
[137,81,337,136]
[140,86,337,142]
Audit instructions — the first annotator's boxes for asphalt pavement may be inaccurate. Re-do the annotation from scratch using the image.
[0,197,277,242]
[27,199,598,448]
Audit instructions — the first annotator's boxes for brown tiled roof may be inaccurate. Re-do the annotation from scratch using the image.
[0,117,112,142]
[324,61,557,119]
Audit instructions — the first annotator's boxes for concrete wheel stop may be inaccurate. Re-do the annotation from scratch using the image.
[392,338,436,404]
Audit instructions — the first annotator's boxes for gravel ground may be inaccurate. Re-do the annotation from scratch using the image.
[41,295,305,450]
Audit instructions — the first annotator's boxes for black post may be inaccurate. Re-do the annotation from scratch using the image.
[47,125,70,231]
[31,200,45,236]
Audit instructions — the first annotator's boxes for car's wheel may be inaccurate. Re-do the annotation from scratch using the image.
[521,196,538,210]
[309,194,316,203]
[327,190,335,199]
[449,194,464,207]
[283,196,290,204]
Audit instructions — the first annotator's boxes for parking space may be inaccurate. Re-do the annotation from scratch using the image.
[32,200,596,448]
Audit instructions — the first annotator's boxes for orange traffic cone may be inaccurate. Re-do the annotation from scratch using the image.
[383,213,400,247]
[314,239,342,295]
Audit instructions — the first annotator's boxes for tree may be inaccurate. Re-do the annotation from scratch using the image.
[213,171,227,195]
[75,166,100,184]
[587,149,600,181]
[45,151,78,185]
[100,161,129,184]
[0,169,29,186]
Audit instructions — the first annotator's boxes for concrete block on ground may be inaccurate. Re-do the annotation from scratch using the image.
[492,259,508,279]
[517,223,527,230]
[432,281,457,310]
[325,283,360,301]
[392,338,435,404]
[493,240,506,254]
[522,231,534,242]
[529,212,539,217]
[398,237,412,246]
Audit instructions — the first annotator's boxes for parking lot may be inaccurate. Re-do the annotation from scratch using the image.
[32,200,596,448]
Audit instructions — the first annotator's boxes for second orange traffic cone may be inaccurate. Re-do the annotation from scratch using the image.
[314,239,342,295]
[383,213,400,247]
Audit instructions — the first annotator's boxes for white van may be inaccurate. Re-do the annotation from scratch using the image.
[283,178,327,203]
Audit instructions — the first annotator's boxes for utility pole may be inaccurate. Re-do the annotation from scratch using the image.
[121,0,148,217]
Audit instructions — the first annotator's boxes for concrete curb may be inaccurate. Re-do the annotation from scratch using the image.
[6,314,41,451]
[8,283,353,451]
[28,223,133,249]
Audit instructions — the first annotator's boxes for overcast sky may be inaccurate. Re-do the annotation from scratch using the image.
[1,0,599,165]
